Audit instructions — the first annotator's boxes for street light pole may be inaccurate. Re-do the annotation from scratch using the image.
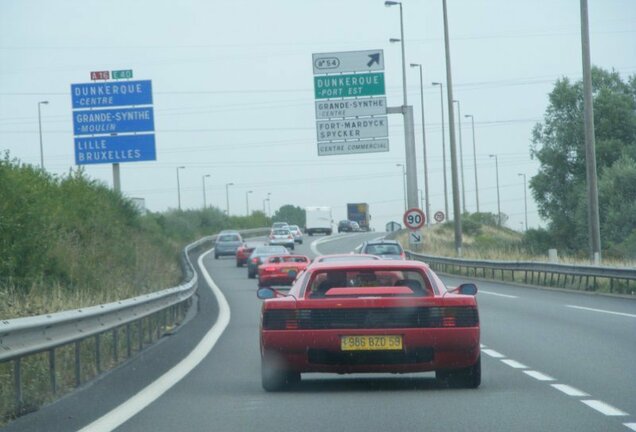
[267,192,272,217]
[518,173,528,231]
[225,182,234,216]
[489,154,501,226]
[410,63,430,225]
[465,114,480,212]
[176,166,185,211]
[453,100,466,213]
[202,174,210,209]
[386,1,407,106]
[37,101,49,169]
[396,163,407,212]
[387,1,418,213]
[442,0,462,255]
[245,190,253,215]
[580,0,602,263]
[432,82,449,219]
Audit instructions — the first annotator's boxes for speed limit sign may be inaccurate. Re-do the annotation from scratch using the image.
[403,208,426,230]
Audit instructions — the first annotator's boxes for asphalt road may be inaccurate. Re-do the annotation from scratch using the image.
[4,232,636,432]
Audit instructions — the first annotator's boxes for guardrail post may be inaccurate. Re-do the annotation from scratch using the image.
[49,348,57,395]
[126,323,132,358]
[75,341,81,387]
[138,319,143,351]
[14,358,22,414]
[113,328,119,364]
[95,334,101,374]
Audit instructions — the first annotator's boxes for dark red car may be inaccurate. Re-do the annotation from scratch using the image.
[235,242,262,267]
[258,255,310,288]
[257,259,480,391]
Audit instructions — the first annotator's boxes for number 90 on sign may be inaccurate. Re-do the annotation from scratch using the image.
[403,208,426,230]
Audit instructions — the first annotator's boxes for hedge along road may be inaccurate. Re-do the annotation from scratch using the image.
[3,232,635,432]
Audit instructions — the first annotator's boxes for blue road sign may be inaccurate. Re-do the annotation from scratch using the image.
[71,80,153,109]
[73,107,155,135]
[75,134,156,165]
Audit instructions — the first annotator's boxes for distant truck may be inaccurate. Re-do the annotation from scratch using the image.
[347,203,371,231]
[305,206,333,236]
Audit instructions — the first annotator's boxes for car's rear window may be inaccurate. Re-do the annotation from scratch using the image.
[306,269,431,298]
[273,229,290,235]
[218,234,240,242]
[364,244,402,255]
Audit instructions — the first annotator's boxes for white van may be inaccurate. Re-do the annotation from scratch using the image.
[305,206,333,236]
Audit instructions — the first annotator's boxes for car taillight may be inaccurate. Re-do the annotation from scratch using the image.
[262,310,298,330]
[442,316,456,327]
[252,258,260,264]
[288,235,293,239]
[400,252,406,259]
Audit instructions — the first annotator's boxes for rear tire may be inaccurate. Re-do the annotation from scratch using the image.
[248,270,256,279]
[261,353,299,392]
[214,253,219,259]
[436,356,481,388]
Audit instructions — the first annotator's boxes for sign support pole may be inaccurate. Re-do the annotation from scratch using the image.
[113,163,121,193]
[387,106,418,211]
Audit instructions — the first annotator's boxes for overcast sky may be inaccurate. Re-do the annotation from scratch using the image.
[1,0,635,231]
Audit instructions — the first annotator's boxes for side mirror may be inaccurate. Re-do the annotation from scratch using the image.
[257,287,277,299]
[456,283,478,296]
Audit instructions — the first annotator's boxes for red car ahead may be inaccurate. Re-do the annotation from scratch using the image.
[257,259,480,391]
[236,242,262,267]
[258,255,310,288]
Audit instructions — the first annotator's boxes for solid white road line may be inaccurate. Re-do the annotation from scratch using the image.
[500,359,527,369]
[309,233,348,255]
[523,370,555,381]
[481,349,505,358]
[551,384,589,397]
[566,305,636,318]
[77,249,230,432]
[624,422,636,431]
[581,400,628,416]
[479,290,518,298]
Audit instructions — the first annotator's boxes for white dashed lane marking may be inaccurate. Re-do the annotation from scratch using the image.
[523,370,555,381]
[481,349,505,358]
[500,359,527,369]
[581,400,628,416]
[551,384,589,397]
[482,346,632,425]
[565,305,636,318]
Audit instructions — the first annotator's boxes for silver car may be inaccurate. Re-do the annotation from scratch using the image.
[288,225,303,244]
[214,231,243,259]
[268,228,294,250]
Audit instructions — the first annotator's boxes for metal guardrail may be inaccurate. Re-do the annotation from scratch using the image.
[406,250,636,295]
[0,227,270,420]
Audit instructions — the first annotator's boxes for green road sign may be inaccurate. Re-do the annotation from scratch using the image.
[314,72,385,99]
[112,69,133,80]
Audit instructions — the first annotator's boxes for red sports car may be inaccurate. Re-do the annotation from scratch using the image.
[257,259,480,391]
[258,255,310,288]
[236,242,262,267]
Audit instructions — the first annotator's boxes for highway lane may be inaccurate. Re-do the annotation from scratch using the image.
[104,233,636,431]
[3,232,634,431]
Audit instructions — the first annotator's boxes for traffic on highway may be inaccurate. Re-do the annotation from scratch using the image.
[1,1,635,432]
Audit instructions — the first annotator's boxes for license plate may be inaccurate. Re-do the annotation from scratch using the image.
[340,335,403,351]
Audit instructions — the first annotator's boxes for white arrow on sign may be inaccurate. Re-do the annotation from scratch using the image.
[312,49,384,74]
[409,230,422,245]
